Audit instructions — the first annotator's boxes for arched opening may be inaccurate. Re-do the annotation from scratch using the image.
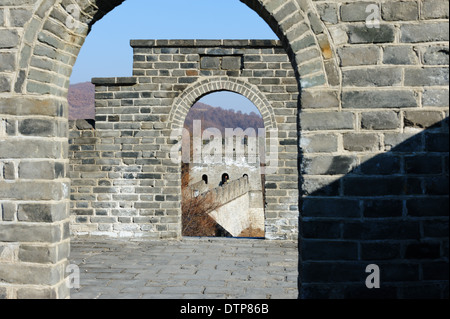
[181,91,266,239]
[220,173,230,186]
[30,0,314,246]
[202,174,208,185]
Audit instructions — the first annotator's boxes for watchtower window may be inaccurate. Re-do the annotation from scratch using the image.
[221,173,230,186]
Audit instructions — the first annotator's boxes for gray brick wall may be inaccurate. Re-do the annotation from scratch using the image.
[69,40,299,241]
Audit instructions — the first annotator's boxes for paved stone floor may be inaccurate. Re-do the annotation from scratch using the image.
[69,236,299,299]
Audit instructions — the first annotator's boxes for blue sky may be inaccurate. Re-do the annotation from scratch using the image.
[71,0,278,114]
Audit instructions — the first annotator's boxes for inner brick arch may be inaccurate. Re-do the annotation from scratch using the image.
[169,77,278,131]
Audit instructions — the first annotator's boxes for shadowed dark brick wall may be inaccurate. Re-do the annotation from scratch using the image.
[300,119,449,299]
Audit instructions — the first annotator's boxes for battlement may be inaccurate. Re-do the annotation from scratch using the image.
[2,0,448,299]
[130,39,282,48]
[210,176,250,206]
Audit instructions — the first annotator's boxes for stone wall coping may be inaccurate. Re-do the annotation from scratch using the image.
[91,77,138,86]
[210,176,250,207]
[130,39,282,48]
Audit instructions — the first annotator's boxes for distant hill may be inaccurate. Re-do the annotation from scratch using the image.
[68,82,95,120]
[184,102,264,135]
[68,83,264,131]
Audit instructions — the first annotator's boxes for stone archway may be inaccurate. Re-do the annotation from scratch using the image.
[169,76,278,131]
[171,77,276,239]
[1,0,334,299]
